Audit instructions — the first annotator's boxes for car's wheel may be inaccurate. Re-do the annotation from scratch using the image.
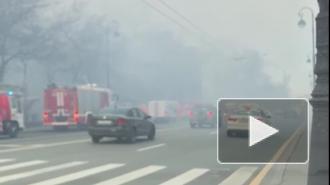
[8,122,19,138]
[147,126,155,140]
[126,128,137,143]
[91,136,102,143]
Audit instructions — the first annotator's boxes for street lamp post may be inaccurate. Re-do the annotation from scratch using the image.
[298,7,316,86]
[308,0,329,185]
[104,20,120,89]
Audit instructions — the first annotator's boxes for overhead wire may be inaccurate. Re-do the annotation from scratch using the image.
[157,0,208,35]
[141,0,191,31]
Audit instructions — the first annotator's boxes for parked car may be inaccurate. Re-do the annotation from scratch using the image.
[87,107,156,143]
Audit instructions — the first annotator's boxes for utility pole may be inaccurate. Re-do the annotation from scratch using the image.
[298,7,317,87]
[23,60,28,126]
[104,24,111,89]
[105,20,120,89]
[308,0,329,185]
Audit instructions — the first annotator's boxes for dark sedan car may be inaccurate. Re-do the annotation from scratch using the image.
[87,107,156,143]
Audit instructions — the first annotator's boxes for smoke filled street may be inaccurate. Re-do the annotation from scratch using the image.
[0,0,328,185]
[0,116,307,185]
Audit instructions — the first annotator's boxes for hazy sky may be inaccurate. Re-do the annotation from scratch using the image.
[51,0,319,98]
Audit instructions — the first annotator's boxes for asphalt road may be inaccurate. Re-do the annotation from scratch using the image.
[218,115,308,163]
[0,119,304,185]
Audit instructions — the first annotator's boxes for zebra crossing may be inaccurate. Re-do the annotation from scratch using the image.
[0,158,258,185]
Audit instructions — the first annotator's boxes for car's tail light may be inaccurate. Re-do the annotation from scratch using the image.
[73,112,79,123]
[188,111,193,118]
[116,118,127,126]
[207,111,213,119]
[43,112,49,123]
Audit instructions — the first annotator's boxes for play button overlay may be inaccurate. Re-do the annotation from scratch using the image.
[249,116,279,147]
[217,98,309,164]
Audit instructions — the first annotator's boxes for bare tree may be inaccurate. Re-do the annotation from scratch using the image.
[0,0,47,82]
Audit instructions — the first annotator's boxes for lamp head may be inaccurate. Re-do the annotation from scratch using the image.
[298,16,307,28]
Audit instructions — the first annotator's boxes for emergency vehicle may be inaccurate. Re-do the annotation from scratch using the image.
[0,85,24,138]
[43,84,111,129]
[147,100,179,123]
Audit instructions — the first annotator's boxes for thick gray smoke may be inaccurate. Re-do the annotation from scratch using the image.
[1,1,290,123]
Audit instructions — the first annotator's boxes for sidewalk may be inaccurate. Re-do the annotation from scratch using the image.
[262,128,308,185]
[265,163,308,185]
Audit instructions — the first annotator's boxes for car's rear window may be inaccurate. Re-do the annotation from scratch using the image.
[234,110,261,116]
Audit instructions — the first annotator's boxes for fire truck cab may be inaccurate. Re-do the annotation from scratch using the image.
[0,90,24,138]
[43,84,111,129]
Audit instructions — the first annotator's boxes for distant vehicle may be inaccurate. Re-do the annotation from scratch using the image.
[43,84,111,130]
[147,100,179,123]
[0,87,24,138]
[225,104,272,137]
[87,107,156,143]
[189,104,216,128]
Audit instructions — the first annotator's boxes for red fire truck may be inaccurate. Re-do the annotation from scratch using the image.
[0,85,24,138]
[43,84,111,129]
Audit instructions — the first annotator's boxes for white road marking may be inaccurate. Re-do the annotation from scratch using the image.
[137,143,166,152]
[30,163,124,185]
[0,139,89,154]
[2,131,85,143]
[159,168,209,185]
[0,160,47,172]
[219,167,258,185]
[0,161,86,183]
[0,159,15,164]
[94,165,166,185]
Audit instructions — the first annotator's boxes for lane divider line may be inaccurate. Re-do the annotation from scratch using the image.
[137,143,166,152]
[0,139,89,154]
[248,126,305,185]
[1,131,86,143]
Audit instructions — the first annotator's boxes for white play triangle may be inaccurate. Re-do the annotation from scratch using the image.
[249,116,279,147]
